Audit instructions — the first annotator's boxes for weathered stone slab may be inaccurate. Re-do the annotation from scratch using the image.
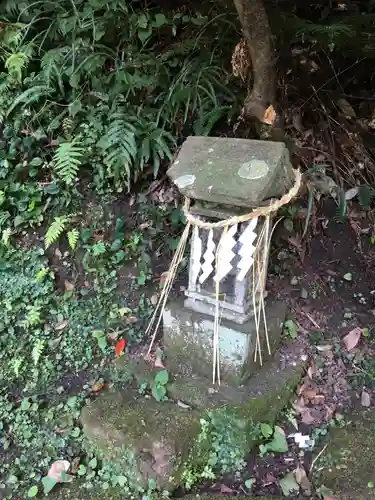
[82,357,303,493]
[313,407,375,499]
[81,388,201,491]
[116,353,304,422]
[167,137,294,208]
[163,298,286,384]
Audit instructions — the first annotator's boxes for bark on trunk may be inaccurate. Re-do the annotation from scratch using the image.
[233,0,276,122]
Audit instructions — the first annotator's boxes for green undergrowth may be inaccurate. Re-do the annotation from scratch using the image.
[0,0,239,242]
[180,408,289,491]
[0,236,148,499]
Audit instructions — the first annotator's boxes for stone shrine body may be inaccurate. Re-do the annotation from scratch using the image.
[163,136,294,384]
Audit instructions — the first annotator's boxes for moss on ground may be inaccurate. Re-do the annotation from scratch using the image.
[313,407,375,498]
[51,483,124,499]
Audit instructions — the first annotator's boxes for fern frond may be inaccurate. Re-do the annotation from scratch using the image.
[5,52,29,81]
[53,140,84,184]
[11,357,23,377]
[62,117,74,139]
[41,47,69,93]
[1,228,11,246]
[6,85,52,117]
[67,229,79,250]
[297,22,355,38]
[0,21,25,47]
[35,267,49,282]
[136,120,174,176]
[31,338,44,366]
[0,211,10,227]
[45,216,69,248]
[26,305,42,326]
[97,109,137,186]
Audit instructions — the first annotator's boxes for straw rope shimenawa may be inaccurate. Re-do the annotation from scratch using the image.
[146,168,301,383]
[182,168,302,229]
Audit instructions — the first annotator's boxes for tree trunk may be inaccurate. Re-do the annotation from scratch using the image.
[233,0,276,122]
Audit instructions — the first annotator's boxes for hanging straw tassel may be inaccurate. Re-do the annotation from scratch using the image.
[212,225,229,385]
[146,220,192,355]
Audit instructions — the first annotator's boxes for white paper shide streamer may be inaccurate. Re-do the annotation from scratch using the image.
[237,218,258,281]
[190,226,202,287]
[199,229,215,284]
[214,224,237,283]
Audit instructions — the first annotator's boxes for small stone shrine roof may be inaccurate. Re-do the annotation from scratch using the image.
[167,136,294,208]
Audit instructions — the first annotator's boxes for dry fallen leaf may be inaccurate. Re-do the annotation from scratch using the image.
[301,388,319,400]
[54,428,66,435]
[316,344,333,352]
[154,357,165,368]
[47,460,71,482]
[150,294,158,306]
[262,104,277,125]
[361,389,371,407]
[70,457,80,474]
[311,394,325,405]
[345,187,359,201]
[325,404,336,421]
[294,465,311,494]
[154,346,165,368]
[55,320,68,330]
[159,271,169,288]
[124,316,138,325]
[301,410,316,425]
[220,484,234,494]
[298,380,324,403]
[91,380,105,393]
[107,330,120,341]
[294,465,306,484]
[177,400,191,409]
[293,397,316,424]
[337,97,356,118]
[343,327,362,351]
[307,360,317,379]
[64,280,74,292]
[297,379,310,396]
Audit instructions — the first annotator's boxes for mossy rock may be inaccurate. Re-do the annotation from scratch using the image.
[116,354,304,422]
[313,407,375,498]
[81,388,201,491]
[81,357,303,493]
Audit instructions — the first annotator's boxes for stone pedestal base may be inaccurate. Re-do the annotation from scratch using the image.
[163,298,287,385]
[81,355,305,492]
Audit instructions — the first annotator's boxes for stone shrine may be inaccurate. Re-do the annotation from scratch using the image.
[163,136,294,384]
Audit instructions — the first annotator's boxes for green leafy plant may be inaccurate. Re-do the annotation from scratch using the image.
[181,408,254,490]
[44,216,79,250]
[53,139,84,185]
[44,216,69,248]
[92,330,107,354]
[0,0,238,200]
[151,369,169,402]
[259,425,289,456]
[67,229,79,250]
[283,319,298,339]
